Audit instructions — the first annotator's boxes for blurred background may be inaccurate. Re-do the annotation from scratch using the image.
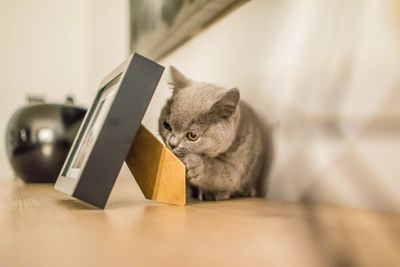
[1,0,399,212]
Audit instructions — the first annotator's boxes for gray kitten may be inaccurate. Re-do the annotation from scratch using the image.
[159,67,266,201]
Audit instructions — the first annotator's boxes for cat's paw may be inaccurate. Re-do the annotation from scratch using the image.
[183,154,205,186]
[214,192,231,201]
[201,191,231,201]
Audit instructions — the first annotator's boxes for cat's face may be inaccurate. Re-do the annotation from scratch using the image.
[159,67,240,158]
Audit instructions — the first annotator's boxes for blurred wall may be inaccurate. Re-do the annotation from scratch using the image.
[0,0,129,178]
[143,0,400,212]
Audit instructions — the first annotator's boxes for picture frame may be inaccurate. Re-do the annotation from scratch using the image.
[130,0,247,59]
[54,53,164,208]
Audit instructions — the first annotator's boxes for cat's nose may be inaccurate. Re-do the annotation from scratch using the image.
[169,142,177,149]
[168,136,179,149]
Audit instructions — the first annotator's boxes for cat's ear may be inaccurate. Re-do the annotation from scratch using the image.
[209,88,240,119]
[169,66,191,93]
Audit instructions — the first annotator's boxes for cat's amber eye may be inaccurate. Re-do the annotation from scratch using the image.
[163,121,172,131]
[186,132,199,141]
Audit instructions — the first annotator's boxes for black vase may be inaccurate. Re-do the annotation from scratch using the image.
[5,99,86,183]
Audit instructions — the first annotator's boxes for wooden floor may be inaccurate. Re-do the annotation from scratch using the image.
[0,169,399,267]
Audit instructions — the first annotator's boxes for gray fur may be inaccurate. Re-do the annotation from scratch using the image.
[159,66,266,201]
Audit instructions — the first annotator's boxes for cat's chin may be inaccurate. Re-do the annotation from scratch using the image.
[172,150,187,158]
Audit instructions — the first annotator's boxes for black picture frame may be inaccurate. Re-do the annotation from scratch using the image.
[54,53,164,208]
[130,0,246,59]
